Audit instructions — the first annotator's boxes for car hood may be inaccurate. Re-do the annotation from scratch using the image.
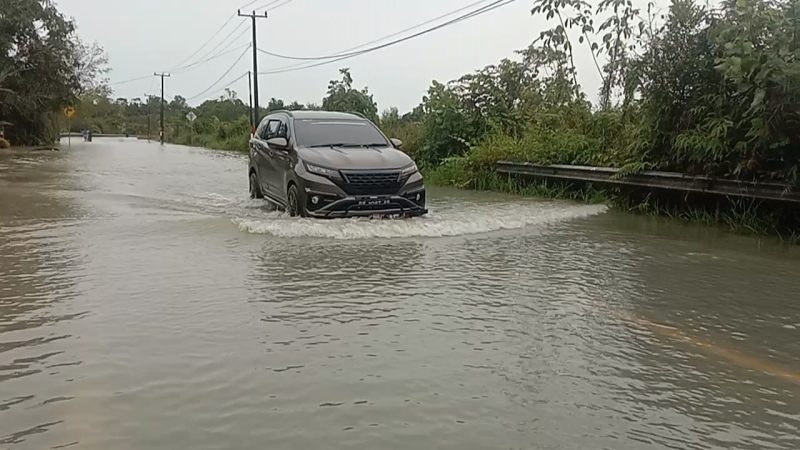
[297,146,414,170]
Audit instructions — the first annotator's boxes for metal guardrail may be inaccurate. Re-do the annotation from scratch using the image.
[496,161,800,204]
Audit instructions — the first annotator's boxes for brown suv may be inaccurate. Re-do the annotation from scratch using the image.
[248,110,426,218]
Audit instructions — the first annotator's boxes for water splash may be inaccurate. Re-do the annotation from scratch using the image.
[232,202,607,240]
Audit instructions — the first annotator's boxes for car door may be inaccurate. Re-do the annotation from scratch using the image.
[269,117,293,202]
[250,119,271,194]
[254,118,281,196]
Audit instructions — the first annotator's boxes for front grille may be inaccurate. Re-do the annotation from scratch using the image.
[340,170,403,195]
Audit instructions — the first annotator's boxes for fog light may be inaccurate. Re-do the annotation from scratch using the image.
[415,193,421,201]
[311,195,320,205]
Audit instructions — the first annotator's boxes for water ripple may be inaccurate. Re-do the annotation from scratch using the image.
[1,140,799,450]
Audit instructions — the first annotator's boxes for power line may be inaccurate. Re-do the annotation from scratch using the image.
[146,74,156,94]
[191,24,250,68]
[167,0,280,71]
[257,0,516,75]
[258,0,495,61]
[196,71,250,102]
[110,41,249,87]
[111,22,248,86]
[265,0,294,12]
[242,0,281,9]
[169,18,236,70]
[183,21,247,69]
[171,43,250,74]
[257,0,513,73]
[107,0,284,88]
[169,0,263,70]
[110,74,153,86]
[187,45,251,101]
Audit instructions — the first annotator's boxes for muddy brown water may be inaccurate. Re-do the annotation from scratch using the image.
[1,138,799,449]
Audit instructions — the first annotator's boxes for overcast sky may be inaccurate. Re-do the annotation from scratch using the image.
[58,0,613,113]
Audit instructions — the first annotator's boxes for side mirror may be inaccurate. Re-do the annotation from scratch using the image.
[390,138,403,149]
[267,137,289,150]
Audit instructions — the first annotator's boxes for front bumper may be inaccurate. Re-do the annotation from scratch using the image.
[305,191,427,218]
[297,165,427,218]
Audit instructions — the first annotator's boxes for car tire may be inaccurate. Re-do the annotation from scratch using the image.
[286,184,306,217]
[249,171,263,199]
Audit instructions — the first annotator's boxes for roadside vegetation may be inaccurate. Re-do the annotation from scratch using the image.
[416,0,799,185]
[0,0,108,146]
[408,0,800,240]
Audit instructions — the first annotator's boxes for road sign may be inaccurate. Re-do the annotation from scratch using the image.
[186,112,197,146]
[64,107,76,148]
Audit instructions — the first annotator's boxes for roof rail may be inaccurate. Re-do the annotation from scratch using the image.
[347,111,368,119]
[268,109,294,117]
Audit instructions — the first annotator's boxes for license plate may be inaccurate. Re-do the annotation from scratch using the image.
[358,198,390,206]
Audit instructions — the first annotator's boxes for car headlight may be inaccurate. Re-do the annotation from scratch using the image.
[304,162,339,178]
[400,163,418,177]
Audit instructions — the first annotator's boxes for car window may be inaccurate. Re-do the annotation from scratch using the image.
[254,120,268,139]
[263,120,280,139]
[276,122,288,138]
[294,119,388,147]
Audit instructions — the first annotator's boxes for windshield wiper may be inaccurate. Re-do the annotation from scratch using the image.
[308,143,388,148]
[309,143,347,148]
[308,143,365,148]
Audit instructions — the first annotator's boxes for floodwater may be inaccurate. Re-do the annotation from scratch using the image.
[1,138,799,450]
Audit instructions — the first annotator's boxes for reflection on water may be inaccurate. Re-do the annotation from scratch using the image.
[1,141,799,450]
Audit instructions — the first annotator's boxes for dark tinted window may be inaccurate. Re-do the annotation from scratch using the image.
[262,120,280,139]
[255,120,269,139]
[258,117,289,140]
[294,119,388,147]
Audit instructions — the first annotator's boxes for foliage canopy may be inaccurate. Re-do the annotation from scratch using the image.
[0,0,108,145]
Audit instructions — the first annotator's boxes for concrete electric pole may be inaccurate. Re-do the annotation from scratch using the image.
[153,72,171,145]
[237,10,267,128]
[247,70,254,136]
[144,93,151,142]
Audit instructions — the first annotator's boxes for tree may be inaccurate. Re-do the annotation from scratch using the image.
[169,95,189,116]
[0,0,108,144]
[380,107,401,128]
[266,97,285,112]
[286,101,305,110]
[321,68,378,121]
[195,93,248,123]
[74,41,110,97]
[418,81,473,166]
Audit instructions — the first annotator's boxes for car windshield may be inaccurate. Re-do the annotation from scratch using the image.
[294,119,389,148]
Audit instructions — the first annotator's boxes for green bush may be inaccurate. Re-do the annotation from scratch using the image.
[415,0,800,187]
[424,156,475,188]
[380,120,422,159]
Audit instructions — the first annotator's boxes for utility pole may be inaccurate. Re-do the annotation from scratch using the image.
[247,70,254,136]
[145,93,151,142]
[238,10,267,127]
[153,72,171,145]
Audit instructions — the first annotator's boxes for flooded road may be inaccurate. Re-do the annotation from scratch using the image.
[1,138,799,449]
